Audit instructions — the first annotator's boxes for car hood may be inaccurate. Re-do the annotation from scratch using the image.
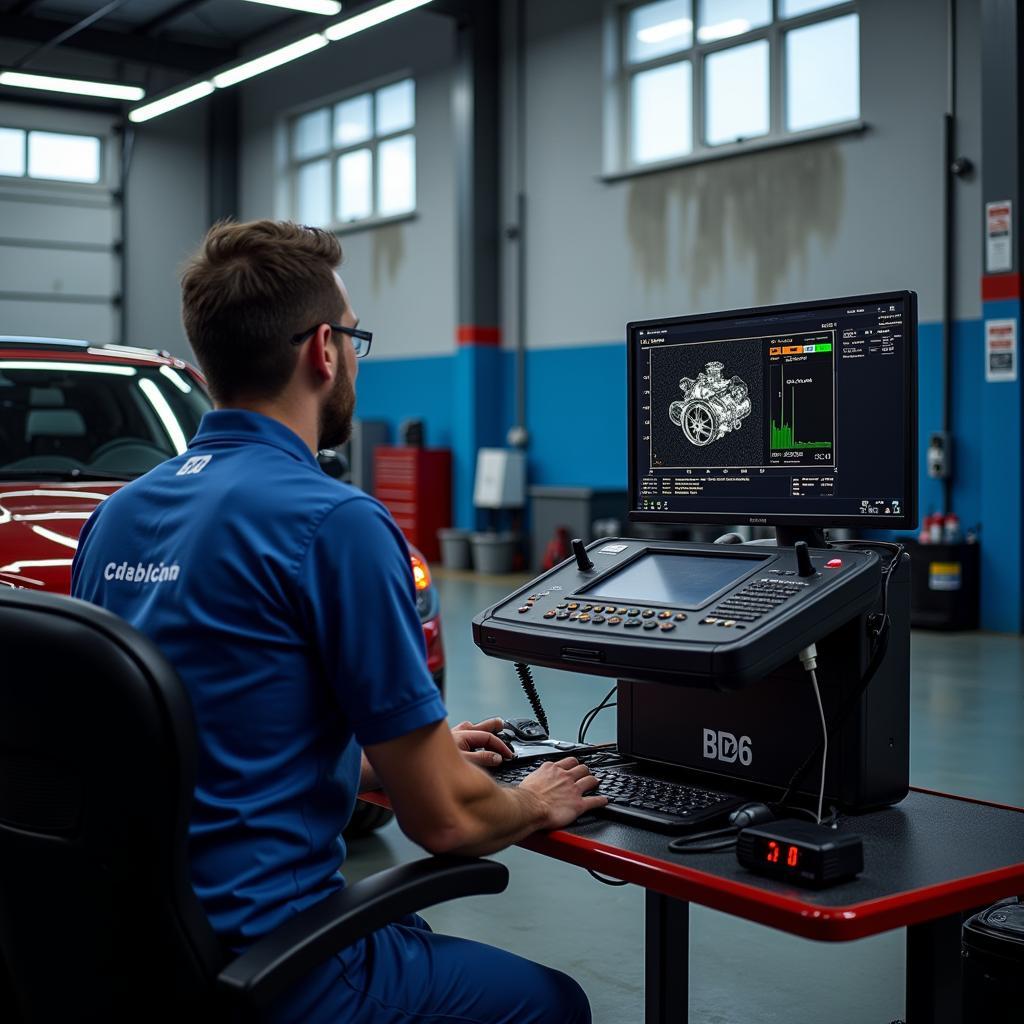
[0,481,122,591]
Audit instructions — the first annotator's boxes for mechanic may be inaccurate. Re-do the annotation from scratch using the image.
[71,220,605,1024]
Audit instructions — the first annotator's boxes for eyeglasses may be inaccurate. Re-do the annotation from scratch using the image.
[291,323,373,358]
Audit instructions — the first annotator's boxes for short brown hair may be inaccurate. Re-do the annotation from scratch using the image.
[181,220,343,402]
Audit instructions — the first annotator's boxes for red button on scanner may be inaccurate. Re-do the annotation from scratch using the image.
[825,558,843,569]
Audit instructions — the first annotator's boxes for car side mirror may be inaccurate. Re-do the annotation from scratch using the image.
[317,448,348,480]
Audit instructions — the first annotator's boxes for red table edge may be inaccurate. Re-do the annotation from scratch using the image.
[358,786,1024,942]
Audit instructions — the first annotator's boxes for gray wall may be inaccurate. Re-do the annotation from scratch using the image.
[3,1,983,370]
[0,39,209,359]
[238,10,458,360]
[123,103,210,360]
[504,0,983,353]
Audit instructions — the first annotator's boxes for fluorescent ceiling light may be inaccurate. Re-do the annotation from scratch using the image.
[242,0,342,13]
[213,34,327,88]
[637,17,692,44]
[129,81,214,123]
[0,70,145,101]
[138,378,188,455]
[325,0,433,41]
[128,0,430,122]
[0,361,137,375]
[697,18,751,42]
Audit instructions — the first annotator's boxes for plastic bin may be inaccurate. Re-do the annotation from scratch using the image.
[904,539,980,630]
[437,529,472,571]
[471,532,519,575]
[962,897,1024,1017]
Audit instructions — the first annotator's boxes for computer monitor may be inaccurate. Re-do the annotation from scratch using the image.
[627,291,918,534]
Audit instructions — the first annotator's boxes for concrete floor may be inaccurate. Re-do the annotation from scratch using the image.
[345,570,1024,1024]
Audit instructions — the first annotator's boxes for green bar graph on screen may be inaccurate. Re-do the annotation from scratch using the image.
[771,384,832,450]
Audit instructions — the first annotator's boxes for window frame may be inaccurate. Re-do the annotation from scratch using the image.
[606,0,863,179]
[284,72,418,233]
[0,124,109,190]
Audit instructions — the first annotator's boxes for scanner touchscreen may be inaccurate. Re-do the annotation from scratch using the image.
[580,552,759,608]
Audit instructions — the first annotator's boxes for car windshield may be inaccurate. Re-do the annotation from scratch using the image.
[0,357,211,479]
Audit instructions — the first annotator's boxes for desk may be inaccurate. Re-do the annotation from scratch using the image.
[517,788,1024,1023]
[361,787,1024,1022]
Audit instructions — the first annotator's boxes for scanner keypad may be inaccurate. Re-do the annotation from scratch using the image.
[706,577,808,625]
[513,575,811,635]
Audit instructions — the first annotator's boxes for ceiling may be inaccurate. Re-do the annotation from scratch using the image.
[0,0,343,73]
[0,0,470,105]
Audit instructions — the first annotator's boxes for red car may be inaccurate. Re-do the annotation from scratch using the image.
[0,335,445,684]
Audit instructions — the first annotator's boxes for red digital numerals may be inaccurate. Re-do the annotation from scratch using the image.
[765,841,800,868]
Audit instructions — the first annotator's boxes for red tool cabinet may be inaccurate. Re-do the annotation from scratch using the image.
[373,447,452,561]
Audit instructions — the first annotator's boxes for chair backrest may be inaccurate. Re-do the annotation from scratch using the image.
[0,587,224,1023]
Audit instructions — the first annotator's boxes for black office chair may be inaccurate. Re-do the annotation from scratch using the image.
[0,587,508,1023]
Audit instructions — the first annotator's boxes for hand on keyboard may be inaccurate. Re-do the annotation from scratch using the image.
[494,755,744,835]
[518,757,608,830]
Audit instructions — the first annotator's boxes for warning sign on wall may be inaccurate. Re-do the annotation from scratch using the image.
[986,200,1013,273]
[985,318,1017,383]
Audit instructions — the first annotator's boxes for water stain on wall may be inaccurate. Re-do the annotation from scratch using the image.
[371,224,406,293]
[626,141,845,304]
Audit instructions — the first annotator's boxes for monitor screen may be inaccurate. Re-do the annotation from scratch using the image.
[628,292,917,529]
[580,551,763,607]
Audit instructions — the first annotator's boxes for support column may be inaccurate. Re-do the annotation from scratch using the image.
[452,2,503,529]
[208,90,239,225]
[979,0,1024,632]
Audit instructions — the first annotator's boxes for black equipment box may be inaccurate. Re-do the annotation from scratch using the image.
[617,550,909,810]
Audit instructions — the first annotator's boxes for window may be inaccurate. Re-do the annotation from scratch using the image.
[0,359,211,477]
[617,0,859,170]
[0,127,102,183]
[287,77,416,229]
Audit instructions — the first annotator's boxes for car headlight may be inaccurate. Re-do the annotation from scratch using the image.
[410,552,440,622]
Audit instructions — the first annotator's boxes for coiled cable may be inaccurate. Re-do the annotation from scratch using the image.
[514,662,549,736]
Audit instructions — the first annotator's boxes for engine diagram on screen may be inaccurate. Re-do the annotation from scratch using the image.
[668,361,752,447]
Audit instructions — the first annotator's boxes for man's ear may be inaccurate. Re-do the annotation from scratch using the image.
[306,323,336,384]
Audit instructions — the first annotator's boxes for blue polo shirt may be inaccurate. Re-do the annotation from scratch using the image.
[71,410,447,951]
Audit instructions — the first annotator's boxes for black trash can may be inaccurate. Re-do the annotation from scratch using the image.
[962,897,1024,1017]
[904,539,980,630]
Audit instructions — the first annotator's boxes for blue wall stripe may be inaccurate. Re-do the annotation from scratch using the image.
[352,320,1021,631]
[978,300,1022,633]
[522,343,627,488]
[356,354,455,449]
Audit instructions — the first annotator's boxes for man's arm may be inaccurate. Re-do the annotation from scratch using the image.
[365,720,606,857]
[358,717,514,792]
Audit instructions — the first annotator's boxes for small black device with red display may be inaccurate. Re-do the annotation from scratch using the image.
[736,818,864,887]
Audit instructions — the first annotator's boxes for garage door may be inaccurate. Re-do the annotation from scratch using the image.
[0,101,121,345]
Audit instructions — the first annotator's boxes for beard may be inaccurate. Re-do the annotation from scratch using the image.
[318,365,355,450]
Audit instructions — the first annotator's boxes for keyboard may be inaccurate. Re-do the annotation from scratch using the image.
[493,754,746,835]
